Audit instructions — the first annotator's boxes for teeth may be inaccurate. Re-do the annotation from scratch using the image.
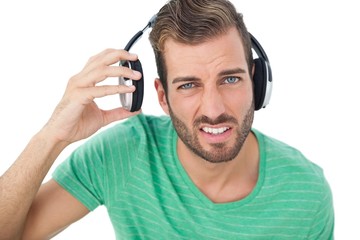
[202,127,229,135]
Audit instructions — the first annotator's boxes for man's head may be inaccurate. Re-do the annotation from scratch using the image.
[149,0,253,94]
[149,0,255,163]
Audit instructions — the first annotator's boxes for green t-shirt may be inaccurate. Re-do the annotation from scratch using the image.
[53,114,334,239]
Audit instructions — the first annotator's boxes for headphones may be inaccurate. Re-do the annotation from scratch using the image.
[119,14,272,112]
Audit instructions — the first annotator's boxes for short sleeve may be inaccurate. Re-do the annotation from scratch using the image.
[52,137,106,211]
[307,177,335,239]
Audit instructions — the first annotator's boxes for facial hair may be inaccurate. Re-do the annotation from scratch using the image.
[168,102,255,164]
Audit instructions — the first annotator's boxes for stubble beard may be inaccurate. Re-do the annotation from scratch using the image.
[168,102,255,164]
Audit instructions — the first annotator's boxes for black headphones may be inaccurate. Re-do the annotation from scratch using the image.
[119,14,272,112]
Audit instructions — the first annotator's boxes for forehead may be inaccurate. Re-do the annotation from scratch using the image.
[163,27,249,81]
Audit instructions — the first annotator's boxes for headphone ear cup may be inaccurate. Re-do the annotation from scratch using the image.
[119,59,144,112]
[128,60,144,112]
[253,58,268,111]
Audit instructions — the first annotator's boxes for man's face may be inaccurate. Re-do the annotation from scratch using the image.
[156,27,254,163]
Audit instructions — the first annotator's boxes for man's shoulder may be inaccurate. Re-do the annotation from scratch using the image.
[254,129,326,182]
[253,130,333,234]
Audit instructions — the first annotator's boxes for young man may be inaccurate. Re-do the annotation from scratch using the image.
[0,0,334,239]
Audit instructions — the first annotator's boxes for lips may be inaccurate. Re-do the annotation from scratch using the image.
[194,114,237,143]
[199,125,232,144]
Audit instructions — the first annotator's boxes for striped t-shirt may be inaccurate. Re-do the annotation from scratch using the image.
[53,114,334,239]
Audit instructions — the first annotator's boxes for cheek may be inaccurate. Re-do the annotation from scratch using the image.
[222,84,253,111]
[168,90,200,122]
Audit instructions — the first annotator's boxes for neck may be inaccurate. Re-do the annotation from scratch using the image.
[177,131,259,203]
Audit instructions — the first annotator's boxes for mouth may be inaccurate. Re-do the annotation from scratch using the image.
[201,126,230,135]
[199,125,232,144]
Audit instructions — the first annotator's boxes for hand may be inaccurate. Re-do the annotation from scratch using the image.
[43,48,142,144]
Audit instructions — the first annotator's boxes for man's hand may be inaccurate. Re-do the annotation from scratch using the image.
[44,48,141,144]
[0,48,143,239]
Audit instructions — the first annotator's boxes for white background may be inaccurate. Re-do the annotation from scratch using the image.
[0,0,359,239]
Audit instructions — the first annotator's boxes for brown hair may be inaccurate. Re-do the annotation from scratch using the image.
[149,0,253,93]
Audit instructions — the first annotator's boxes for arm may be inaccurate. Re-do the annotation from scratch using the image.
[23,179,90,239]
[0,49,141,239]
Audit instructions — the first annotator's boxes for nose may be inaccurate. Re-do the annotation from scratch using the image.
[200,85,226,120]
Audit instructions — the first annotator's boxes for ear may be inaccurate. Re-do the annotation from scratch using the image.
[154,78,170,115]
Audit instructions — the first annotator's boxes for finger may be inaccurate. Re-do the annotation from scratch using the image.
[71,53,141,87]
[102,107,141,126]
[77,65,142,87]
[76,85,136,104]
[87,48,138,66]
[104,65,142,80]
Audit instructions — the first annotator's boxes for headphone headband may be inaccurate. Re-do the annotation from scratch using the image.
[250,33,269,63]
[120,14,272,112]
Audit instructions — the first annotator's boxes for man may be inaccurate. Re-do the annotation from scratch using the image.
[0,0,334,239]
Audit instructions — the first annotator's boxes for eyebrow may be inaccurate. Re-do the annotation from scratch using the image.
[171,67,247,84]
[218,67,246,76]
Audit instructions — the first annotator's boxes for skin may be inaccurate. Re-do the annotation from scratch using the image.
[155,27,259,203]
[0,27,259,238]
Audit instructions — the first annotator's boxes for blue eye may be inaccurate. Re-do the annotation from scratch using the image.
[224,77,240,84]
[180,83,195,89]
